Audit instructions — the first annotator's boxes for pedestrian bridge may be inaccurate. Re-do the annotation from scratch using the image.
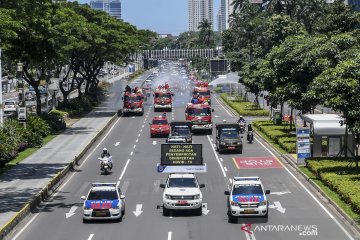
[142,48,222,60]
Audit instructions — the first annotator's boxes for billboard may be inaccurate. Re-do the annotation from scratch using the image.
[210,59,228,73]
[161,144,203,166]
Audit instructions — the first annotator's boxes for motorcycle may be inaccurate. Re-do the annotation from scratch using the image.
[99,156,112,174]
[247,131,254,144]
[238,121,246,134]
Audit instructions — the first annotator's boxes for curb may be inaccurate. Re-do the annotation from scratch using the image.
[216,94,360,238]
[0,113,118,239]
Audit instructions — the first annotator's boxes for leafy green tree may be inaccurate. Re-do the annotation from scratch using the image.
[153,36,176,50]
[309,50,360,133]
[176,31,200,49]
[2,0,60,115]
[314,0,360,34]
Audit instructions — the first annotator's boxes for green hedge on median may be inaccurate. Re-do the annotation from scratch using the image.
[220,93,269,116]
[307,159,360,215]
[253,120,296,153]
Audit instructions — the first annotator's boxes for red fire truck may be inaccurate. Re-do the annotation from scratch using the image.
[193,82,211,104]
[185,102,213,134]
[154,86,173,112]
[122,89,144,116]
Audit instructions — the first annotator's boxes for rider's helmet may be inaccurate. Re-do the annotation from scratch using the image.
[103,148,108,154]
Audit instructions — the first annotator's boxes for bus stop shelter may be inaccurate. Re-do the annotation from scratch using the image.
[300,114,355,157]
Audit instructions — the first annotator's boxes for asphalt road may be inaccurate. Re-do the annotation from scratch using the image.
[0,73,147,228]
[8,64,357,240]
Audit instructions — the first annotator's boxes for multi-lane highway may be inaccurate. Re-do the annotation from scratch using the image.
[9,64,357,240]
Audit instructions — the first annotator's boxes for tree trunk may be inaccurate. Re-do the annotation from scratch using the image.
[289,107,294,131]
[35,88,42,116]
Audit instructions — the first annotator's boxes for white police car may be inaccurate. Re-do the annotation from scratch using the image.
[81,183,125,222]
[225,177,270,223]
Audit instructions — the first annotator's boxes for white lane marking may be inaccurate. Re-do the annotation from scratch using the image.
[140,129,143,132]
[130,151,133,156]
[206,135,226,177]
[114,141,120,146]
[65,206,78,219]
[152,141,157,146]
[224,167,228,172]
[214,95,233,117]
[219,158,223,162]
[229,178,232,184]
[255,138,355,240]
[138,133,141,137]
[136,139,138,143]
[168,232,172,240]
[132,116,135,119]
[133,145,136,149]
[119,159,131,180]
[88,234,94,240]
[270,191,291,195]
[12,116,123,240]
[269,201,286,214]
[142,125,144,128]
[133,204,143,217]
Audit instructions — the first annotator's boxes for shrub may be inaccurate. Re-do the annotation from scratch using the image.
[253,120,296,153]
[42,111,67,133]
[220,93,269,116]
[307,159,360,214]
[27,115,50,137]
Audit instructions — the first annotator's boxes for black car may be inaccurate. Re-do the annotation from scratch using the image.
[166,121,193,143]
[215,123,243,154]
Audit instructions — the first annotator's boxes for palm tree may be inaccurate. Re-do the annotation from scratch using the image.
[198,19,213,48]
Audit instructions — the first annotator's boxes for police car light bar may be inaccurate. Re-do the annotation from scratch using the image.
[234,177,260,182]
[92,183,117,187]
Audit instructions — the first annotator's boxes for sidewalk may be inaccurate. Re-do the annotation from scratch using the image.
[0,71,149,228]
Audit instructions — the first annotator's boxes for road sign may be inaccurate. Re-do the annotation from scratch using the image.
[210,59,228,73]
[161,144,203,166]
[296,127,311,161]
[233,156,282,169]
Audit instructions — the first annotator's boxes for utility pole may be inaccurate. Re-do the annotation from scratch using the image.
[0,48,3,126]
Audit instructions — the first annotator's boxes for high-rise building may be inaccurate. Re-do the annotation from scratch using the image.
[217,9,223,32]
[188,0,214,31]
[226,0,235,29]
[89,0,121,20]
[220,0,227,32]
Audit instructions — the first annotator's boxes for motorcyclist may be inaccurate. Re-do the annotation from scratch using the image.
[247,124,254,141]
[237,116,246,124]
[100,148,113,169]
